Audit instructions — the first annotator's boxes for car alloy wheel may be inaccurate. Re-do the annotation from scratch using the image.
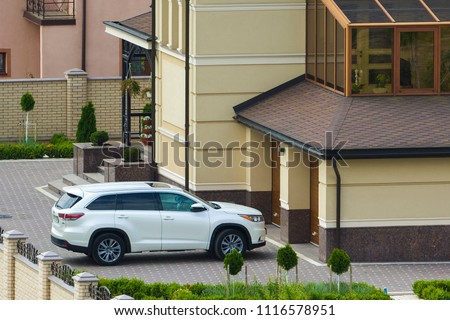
[214,229,247,259]
[92,233,125,266]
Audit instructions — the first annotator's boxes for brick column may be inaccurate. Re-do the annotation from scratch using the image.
[0,230,27,300]
[37,251,63,300]
[73,272,99,300]
[65,68,88,139]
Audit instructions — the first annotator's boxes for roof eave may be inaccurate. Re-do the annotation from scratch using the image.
[104,21,153,49]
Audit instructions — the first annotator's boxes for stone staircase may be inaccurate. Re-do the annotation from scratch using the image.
[47,167,106,196]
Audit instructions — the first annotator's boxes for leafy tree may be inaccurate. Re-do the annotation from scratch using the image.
[277,244,299,283]
[76,101,97,142]
[20,92,35,144]
[327,248,351,293]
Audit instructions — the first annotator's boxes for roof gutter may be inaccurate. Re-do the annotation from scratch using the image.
[332,158,341,249]
[184,0,190,191]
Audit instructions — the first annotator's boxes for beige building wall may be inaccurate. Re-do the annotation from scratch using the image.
[319,158,450,229]
[155,0,306,192]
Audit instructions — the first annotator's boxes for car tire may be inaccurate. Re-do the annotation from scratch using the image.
[213,229,247,260]
[91,233,125,266]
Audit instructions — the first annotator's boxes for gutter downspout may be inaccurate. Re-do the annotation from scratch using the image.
[332,158,341,249]
[82,0,86,71]
[184,0,190,191]
[151,1,156,166]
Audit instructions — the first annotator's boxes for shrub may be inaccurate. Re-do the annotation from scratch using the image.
[327,248,351,275]
[413,280,450,300]
[123,146,140,162]
[20,92,35,113]
[50,133,70,145]
[223,249,244,276]
[90,131,109,146]
[76,101,97,142]
[277,244,298,272]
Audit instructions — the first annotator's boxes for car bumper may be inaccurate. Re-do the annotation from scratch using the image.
[51,235,89,254]
[249,241,266,250]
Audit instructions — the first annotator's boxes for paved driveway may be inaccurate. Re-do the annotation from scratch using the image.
[0,159,448,293]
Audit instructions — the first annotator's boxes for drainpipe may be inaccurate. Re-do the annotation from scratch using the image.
[151,1,156,166]
[82,0,86,71]
[332,157,341,249]
[184,0,190,191]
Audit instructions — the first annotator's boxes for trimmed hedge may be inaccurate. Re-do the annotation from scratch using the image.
[98,277,391,300]
[413,280,450,300]
[0,141,73,160]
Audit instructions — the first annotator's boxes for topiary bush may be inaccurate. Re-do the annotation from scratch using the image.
[327,248,351,276]
[76,101,97,142]
[90,131,109,146]
[277,243,298,272]
[223,249,244,276]
[123,146,141,162]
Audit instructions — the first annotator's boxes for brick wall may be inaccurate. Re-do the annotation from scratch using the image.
[0,70,148,141]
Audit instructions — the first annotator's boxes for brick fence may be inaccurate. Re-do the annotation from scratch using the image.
[0,228,131,300]
[0,69,148,141]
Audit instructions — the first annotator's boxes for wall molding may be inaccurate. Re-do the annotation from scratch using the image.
[319,217,450,229]
[191,3,306,12]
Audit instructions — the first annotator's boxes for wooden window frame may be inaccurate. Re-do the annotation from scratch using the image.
[0,49,11,77]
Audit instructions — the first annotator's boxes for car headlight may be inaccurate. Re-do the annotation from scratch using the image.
[239,214,264,222]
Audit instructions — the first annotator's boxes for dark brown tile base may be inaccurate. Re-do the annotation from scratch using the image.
[319,225,450,262]
[280,208,311,244]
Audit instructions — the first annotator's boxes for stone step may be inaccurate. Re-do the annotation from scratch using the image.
[82,172,105,184]
[47,179,69,196]
[62,174,91,186]
[98,166,105,175]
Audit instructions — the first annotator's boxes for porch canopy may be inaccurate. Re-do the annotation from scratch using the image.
[234,76,450,160]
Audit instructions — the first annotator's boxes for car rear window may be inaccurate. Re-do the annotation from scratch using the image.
[56,193,82,209]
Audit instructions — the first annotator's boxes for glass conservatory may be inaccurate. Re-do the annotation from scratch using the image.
[306,0,450,96]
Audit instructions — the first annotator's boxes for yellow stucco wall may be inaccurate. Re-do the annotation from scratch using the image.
[319,158,450,228]
[155,1,306,191]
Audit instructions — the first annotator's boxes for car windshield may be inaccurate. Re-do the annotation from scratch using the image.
[183,190,220,209]
[55,193,82,209]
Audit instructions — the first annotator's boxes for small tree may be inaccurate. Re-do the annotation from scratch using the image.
[276,244,299,283]
[327,248,351,293]
[223,249,244,296]
[76,101,97,142]
[20,92,35,144]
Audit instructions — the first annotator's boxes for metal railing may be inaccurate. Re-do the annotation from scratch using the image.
[0,226,4,244]
[17,240,39,264]
[89,284,111,300]
[51,263,75,286]
[26,0,75,19]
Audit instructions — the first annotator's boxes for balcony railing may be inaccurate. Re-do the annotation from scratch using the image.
[25,0,75,25]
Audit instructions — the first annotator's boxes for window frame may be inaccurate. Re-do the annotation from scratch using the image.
[0,49,11,76]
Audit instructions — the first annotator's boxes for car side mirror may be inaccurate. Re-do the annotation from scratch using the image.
[191,203,207,212]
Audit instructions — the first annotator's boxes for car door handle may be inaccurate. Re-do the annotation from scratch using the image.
[117,215,129,219]
[163,216,174,220]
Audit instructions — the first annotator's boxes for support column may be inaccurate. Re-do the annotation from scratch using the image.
[177,0,185,53]
[73,272,99,300]
[37,251,63,300]
[1,230,27,300]
[279,147,311,243]
[65,68,88,139]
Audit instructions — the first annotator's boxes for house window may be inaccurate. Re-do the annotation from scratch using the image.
[0,52,6,75]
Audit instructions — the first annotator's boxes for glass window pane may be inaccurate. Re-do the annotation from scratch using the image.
[400,31,434,89]
[87,195,116,211]
[336,24,345,93]
[422,0,450,21]
[440,26,450,92]
[306,0,315,79]
[379,0,434,22]
[316,2,325,84]
[0,53,4,73]
[334,0,390,23]
[351,28,393,94]
[159,193,196,212]
[117,193,158,210]
[326,10,335,89]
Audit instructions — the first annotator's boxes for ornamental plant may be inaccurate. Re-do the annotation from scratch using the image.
[223,249,244,296]
[327,248,351,293]
[20,92,36,144]
[76,101,97,142]
[123,146,140,163]
[276,244,299,283]
[90,131,109,146]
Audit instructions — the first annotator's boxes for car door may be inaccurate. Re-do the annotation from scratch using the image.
[158,192,210,250]
[115,192,161,252]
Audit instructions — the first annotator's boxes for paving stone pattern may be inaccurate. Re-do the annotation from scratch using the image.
[0,159,448,293]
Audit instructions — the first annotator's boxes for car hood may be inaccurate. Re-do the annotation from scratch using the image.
[211,202,262,215]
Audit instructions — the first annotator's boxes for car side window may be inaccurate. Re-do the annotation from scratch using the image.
[86,195,116,211]
[159,193,196,212]
[117,193,158,210]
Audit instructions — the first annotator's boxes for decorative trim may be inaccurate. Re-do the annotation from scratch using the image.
[319,217,450,228]
[192,53,305,66]
[192,3,306,12]
[158,127,185,143]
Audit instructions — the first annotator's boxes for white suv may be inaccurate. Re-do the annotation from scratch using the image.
[51,182,266,265]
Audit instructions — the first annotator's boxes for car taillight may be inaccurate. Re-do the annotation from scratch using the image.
[58,213,84,221]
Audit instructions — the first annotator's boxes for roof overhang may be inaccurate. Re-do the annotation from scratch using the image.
[104,21,152,50]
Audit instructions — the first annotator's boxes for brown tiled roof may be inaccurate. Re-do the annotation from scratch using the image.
[119,12,152,36]
[234,77,450,158]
